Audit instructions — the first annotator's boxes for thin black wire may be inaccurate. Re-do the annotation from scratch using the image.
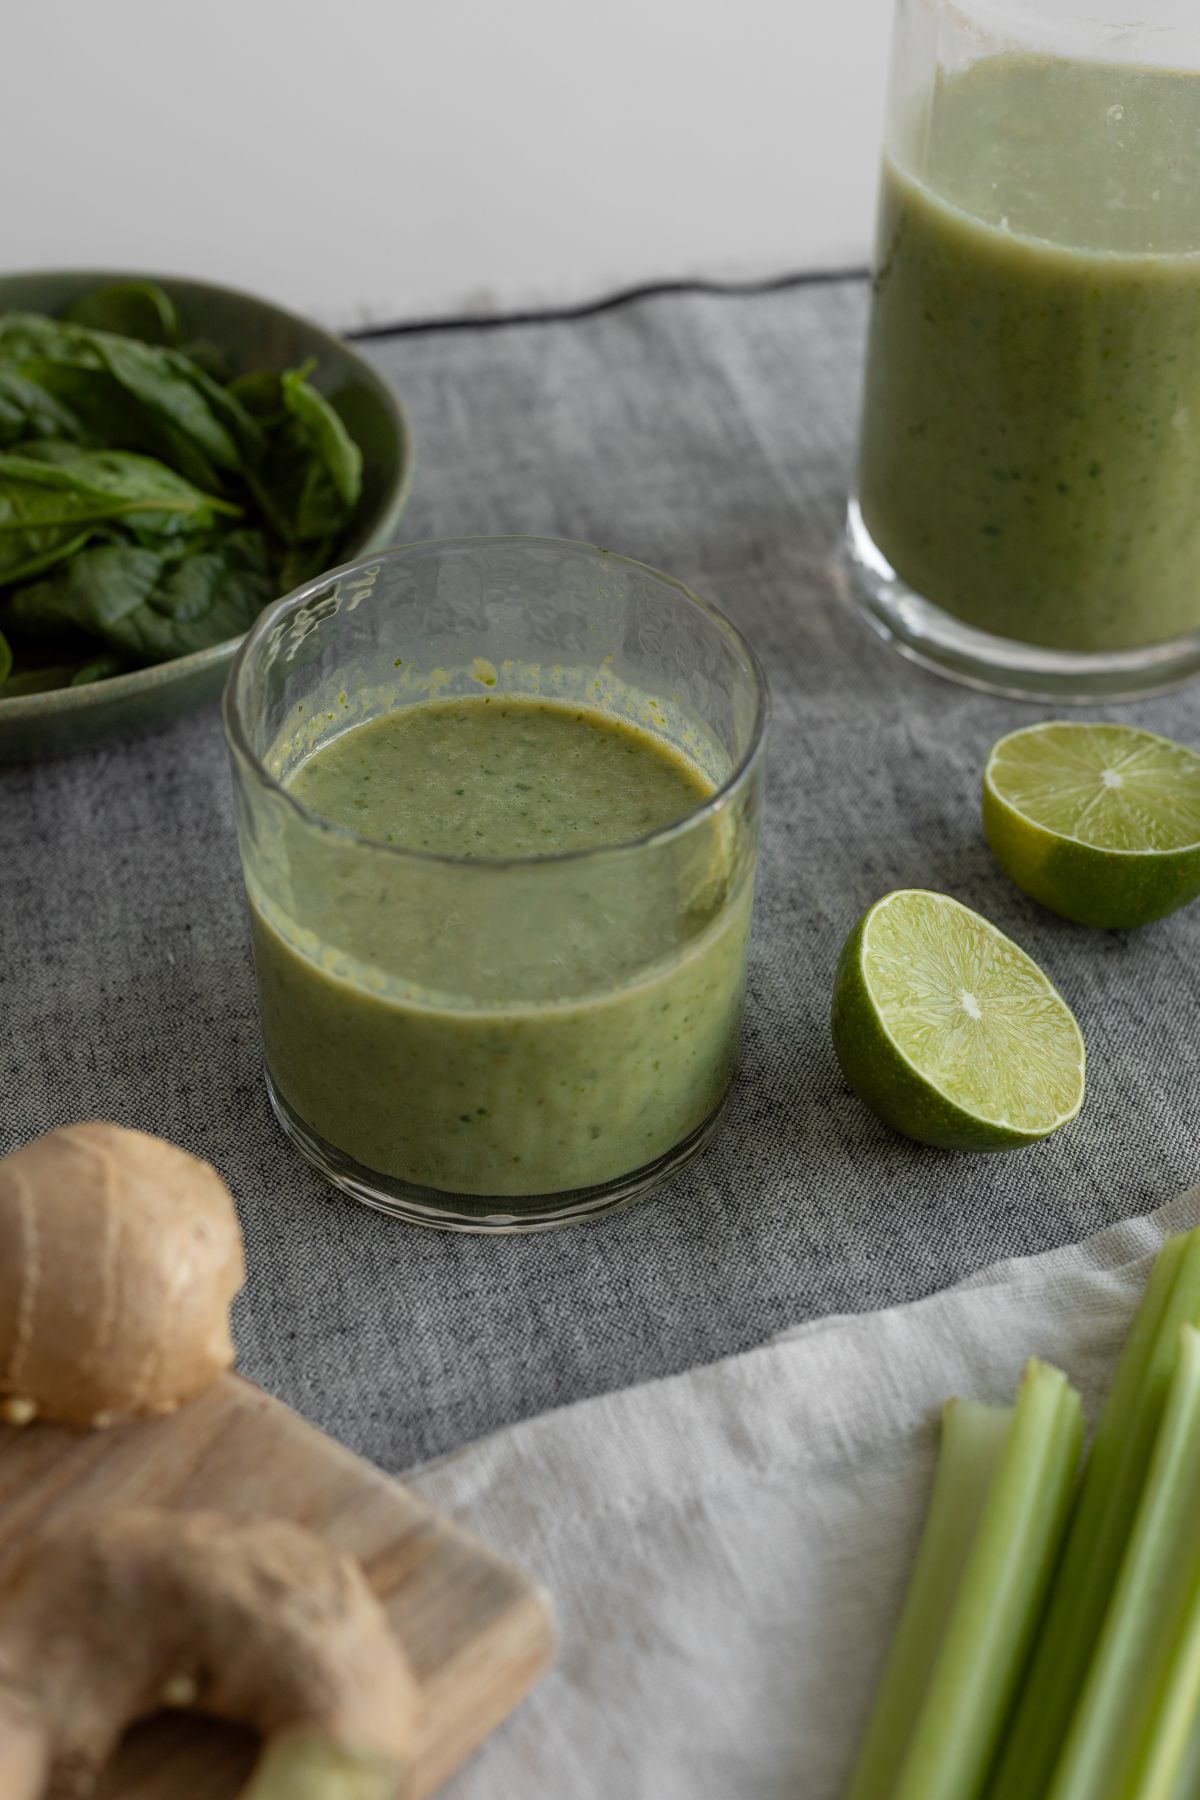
[343,264,869,343]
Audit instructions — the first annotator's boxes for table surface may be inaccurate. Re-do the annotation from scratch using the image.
[4,275,1199,1471]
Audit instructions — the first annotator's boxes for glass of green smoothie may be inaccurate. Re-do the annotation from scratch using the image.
[224,538,769,1231]
[845,0,1200,700]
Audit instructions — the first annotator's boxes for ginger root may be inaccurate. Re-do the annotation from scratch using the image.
[0,1509,420,1800]
[0,1123,245,1428]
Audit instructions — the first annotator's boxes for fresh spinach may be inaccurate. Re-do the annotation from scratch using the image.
[177,340,233,385]
[0,282,370,697]
[0,314,259,478]
[65,281,182,347]
[232,358,362,545]
[0,369,87,448]
[0,445,240,586]
[15,361,225,491]
[70,651,127,685]
[6,532,275,662]
[0,652,128,694]
[282,366,362,514]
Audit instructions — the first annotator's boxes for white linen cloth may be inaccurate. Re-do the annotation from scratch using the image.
[411,1186,1200,1799]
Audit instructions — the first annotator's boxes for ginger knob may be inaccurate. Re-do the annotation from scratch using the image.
[0,1122,245,1429]
[0,1509,420,1800]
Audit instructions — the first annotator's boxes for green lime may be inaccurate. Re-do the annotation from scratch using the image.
[831,889,1085,1151]
[984,722,1200,929]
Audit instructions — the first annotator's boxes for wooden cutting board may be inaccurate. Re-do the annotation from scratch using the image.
[0,1374,554,1796]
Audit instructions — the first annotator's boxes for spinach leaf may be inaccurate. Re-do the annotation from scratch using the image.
[0,651,127,695]
[0,626,10,684]
[0,314,261,478]
[0,445,241,584]
[282,366,362,513]
[17,360,224,491]
[99,333,260,470]
[70,651,126,684]
[225,368,283,420]
[64,281,181,347]
[278,540,337,591]
[0,369,87,447]
[2,665,81,695]
[12,441,240,532]
[6,531,276,662]
[177,339,233,384]
[231,360,362,545]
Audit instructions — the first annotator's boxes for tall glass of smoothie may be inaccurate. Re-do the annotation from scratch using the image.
[225,538,768,1231]
[845,0,1200,700]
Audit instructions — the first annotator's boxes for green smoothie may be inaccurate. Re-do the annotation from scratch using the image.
[250,697,754,1200]
[288,698,713,857]
[858,55,1200,653]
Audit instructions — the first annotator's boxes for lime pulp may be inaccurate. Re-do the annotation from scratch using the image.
[832,889,1085,1151]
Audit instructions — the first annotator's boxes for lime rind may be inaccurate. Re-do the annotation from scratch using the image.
[832,890,1085,1151]
[984,723,1200,928]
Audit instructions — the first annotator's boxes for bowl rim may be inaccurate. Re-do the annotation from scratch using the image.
[224,532,772,873]
[0,267,415,722]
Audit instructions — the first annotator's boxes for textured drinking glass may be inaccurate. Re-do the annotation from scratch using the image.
[844,0,1200,700]
[224,538,768,1232]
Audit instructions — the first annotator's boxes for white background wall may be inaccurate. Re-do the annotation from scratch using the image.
[9,0,892,331]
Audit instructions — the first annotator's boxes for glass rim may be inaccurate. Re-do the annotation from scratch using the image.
[223,534,771,873]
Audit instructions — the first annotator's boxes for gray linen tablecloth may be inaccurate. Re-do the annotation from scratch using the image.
[3,276,1199,1471]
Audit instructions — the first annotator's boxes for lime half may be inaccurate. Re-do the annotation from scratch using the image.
[832,889,1085,1151]
[984,722,1200,929]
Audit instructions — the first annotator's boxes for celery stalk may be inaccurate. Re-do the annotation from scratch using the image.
[1130,1563,1200,1800]
[992,1228,1200,1797]
[847,1398,1014,1800]
[244,1734,411,1800]
[893,1361,1082,1800]
[1047,1324,1200,1800]
[1155,1681,1200,1800]
[847,1361,1083,1800]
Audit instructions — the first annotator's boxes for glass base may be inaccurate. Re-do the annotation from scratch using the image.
[265,1070,729,1233]
[838,499,1200,703]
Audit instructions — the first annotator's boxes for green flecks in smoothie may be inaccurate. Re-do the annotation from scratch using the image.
[858,54,1200,653]
[288,696,713,859]
[251,692,758,1201]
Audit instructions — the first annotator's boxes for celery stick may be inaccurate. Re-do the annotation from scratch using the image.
[992,1229,1200,1797]
[1047,1325,1200,1800]
[1156,1680,1200,1800]
[847,1398,1014,1800]
[891,1361,1082,1800]
[245,1734,411,1800]
[1129,1563,1200,1800]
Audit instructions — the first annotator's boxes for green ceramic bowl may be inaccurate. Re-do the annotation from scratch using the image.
[0,269,414,761]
